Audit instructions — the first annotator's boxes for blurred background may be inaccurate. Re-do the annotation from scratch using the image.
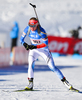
[0,0,82,66]
[0,0,82,48]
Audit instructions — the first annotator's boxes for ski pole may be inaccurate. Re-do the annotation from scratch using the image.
[29,3,40,25]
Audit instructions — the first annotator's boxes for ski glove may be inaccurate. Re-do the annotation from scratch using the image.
[23,42,37,50]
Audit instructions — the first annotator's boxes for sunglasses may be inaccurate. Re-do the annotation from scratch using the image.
[29,24,37,28]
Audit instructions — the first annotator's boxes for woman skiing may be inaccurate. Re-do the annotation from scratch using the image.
[20,17,75,91]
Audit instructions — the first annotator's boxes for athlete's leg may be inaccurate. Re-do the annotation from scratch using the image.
[28,56,35,79]
[25,49,39,90]
[47,57,64,80]
[38,49,64,80]
[39,49,72,89]
[28,49,39,79]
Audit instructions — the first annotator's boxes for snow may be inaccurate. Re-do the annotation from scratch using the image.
[0,56,82,100]
[0,0,82,100]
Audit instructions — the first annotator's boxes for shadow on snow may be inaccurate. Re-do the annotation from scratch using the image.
[0,64,78,76]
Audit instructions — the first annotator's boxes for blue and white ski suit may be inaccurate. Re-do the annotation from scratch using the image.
[20,26,64,80]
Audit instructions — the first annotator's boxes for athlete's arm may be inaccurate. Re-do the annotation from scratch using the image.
[20,26,29,45]
[20,32,27,45]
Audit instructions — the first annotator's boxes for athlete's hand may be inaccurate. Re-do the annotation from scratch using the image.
[28,45,37,50]
[23,42,37,50]
[23,42,29,50]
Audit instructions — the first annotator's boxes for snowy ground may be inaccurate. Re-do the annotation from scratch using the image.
[0,56,82,100]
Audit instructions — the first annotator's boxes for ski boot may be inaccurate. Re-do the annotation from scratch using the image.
[61,77,79,92]
[25,78,33,90]
[61,77,73,89]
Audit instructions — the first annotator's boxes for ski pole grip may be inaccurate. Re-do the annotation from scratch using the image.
[29,3,36,8]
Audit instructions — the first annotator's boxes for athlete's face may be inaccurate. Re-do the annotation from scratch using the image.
[29,20,38,31]
[30,26,37,31]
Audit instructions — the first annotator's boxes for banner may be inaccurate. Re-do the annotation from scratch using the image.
[48,36,82,54]
[13,47,29,65]
[0,48,10,67]
[0,47,29,67]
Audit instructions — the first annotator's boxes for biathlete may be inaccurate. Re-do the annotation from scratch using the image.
[20,17,73,90]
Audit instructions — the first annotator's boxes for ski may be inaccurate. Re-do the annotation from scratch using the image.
[13,87,40,92]
[14,89,35,92]
[2,89,39,92]
[2,87,82,93]
[69,87,81,93]
[3,89,82,93]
